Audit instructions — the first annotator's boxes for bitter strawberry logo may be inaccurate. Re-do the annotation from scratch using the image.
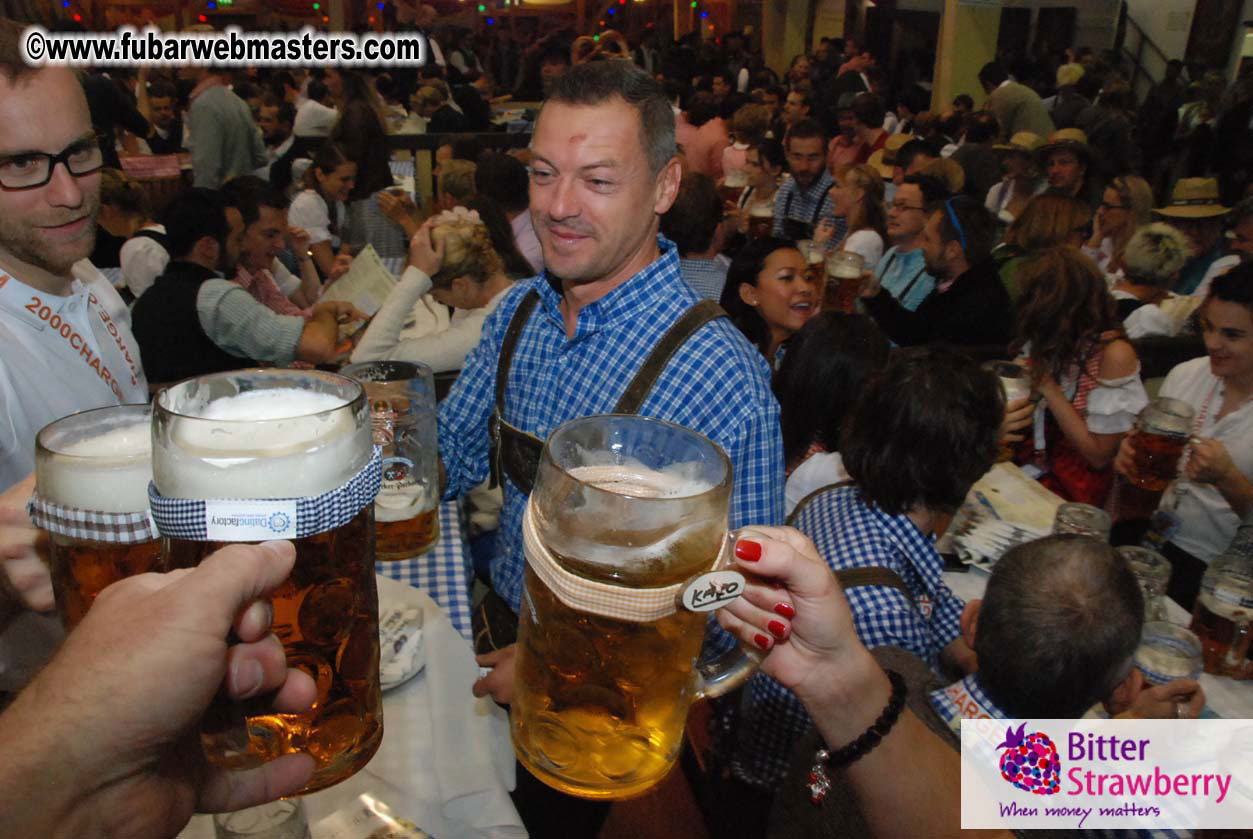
[997,722,1061,795]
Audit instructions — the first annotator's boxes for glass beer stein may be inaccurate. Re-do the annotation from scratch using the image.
[1190,522,1253,676]
[151,369,382,795]
[1127,398,1195,492]
[32,404,162,629]
[824,250,865,314]
[513,415,757,800]
[342,360,441,559]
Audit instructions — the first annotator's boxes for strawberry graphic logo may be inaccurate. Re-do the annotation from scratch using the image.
[996,722,1061,795]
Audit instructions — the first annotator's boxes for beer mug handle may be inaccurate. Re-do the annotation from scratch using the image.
[694,643,762,699]
[1224,616,1252,672]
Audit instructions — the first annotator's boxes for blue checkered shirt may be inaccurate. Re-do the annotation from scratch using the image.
[679,256,729,301]
[770,171,845,242]
[729,484,964,789]
[437,237,785,613]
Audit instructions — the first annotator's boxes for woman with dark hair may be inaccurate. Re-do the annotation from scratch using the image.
[329,69,394,201]
[1115,263,1253,610]
[774,312,890,513]
[725,345,1000,807]
[720,236,820,363]
[1010,246,1148,506]
[289,142,356,278]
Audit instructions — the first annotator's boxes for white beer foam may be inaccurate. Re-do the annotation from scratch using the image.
[38,421,151,512]
[375,484,433,522]
[156,390,369,499]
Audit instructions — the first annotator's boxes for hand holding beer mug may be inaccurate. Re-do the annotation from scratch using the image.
[150,370,383,795]
[342,360,441,559]
[745,204,774,239]
[985,361,1032,461]
[29,405,163,628]
[512,415,758,800]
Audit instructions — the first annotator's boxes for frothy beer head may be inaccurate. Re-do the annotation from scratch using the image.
[36,406,152,513]
[154,372,371,499]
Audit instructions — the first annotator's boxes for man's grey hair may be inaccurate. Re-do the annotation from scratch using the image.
[1123,222,1191,287]
[542,60,677,177]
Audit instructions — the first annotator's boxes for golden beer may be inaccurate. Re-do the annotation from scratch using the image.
[153,370,382,795]
[1126,398,1194,492]
[166,507,381,783]
[343,361,441,560]
[515,416,755,800]
[34,405,162,629]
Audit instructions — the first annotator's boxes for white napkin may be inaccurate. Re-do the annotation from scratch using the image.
[368,580,524,839]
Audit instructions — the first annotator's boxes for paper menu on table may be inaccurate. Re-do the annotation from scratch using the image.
[971,462,1066,533]
[320,244,399,318]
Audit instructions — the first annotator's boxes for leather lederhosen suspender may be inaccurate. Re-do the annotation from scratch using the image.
[489,291,726,496]
[780,183,827,241]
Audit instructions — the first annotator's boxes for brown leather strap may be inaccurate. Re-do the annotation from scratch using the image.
[784,479,856,527]
[495,290,541,415]
[835,566,913,598]
[613,299,726,414]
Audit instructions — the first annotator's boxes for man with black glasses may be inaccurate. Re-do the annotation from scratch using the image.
[873,174,948,311]
[0,30,149,683]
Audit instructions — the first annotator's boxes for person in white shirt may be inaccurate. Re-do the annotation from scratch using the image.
[288,142,355,278]
[0,55,150,682]
[119,222,169,300]
[352,208,514,373]
[1110,222,1194,339]
[818,162,886,265]
[1115,264,1253,610]
[292,78,338,138]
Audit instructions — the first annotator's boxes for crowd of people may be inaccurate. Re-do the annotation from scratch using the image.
[0,11,1251,838]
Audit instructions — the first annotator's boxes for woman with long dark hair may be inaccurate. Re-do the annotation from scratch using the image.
[773,312,890,513]
[288,142,356,279]
[720,236,821,363]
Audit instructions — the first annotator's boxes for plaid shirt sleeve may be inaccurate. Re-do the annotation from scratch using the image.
[437,285,527,500]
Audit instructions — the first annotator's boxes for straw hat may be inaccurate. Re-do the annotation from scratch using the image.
[922,157,965,194]
[1038,128,1091,160]
[993,131,1044,155]
[1056,63,1085,88]
[1154,178,1230,219]
[867,134,911,179]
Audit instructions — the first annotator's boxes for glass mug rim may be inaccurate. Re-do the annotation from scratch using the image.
[155,368,364,424]
[341,359,436,386]
[1140,397,1195,423]
[539,414,732,505]
[35,402,152,463]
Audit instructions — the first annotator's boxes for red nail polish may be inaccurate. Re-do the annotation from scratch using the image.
[735,539,762,562]
[754,633,772,650]
[768,620,789,639]
[774,602,795,619]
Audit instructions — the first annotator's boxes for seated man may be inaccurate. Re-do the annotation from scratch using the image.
[713,529,1201,839]
[220,176,321,316]
[874,173,947,311]
[131,188,360,383]
[725,346,1002,798]
[861,194,1013,350]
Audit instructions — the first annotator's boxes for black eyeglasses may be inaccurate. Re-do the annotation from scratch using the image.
[0,136,103,190]
[1099,201,1126,210]
[891,201,926,212]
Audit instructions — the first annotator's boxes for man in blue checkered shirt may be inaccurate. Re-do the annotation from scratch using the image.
[771,118,844,243]
[436,62,783,702]
[726,346,1002,794]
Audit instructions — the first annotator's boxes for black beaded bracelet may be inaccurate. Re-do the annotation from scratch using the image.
[806,669,908,805]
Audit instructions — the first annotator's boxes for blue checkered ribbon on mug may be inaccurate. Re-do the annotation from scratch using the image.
[147,447,382,541]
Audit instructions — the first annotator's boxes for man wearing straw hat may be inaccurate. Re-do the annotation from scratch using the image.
[1153,177,1231,295]
[1038,127,1103,210]
[1050,62,1090,129]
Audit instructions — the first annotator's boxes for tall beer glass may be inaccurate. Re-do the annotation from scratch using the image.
[152,369,381,795]
[1126,398,1195,491]
[32,404,161,629]
[514,414,757,800]
[341,360,440,559]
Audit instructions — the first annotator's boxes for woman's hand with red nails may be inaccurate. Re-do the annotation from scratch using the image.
[719,527,877,710]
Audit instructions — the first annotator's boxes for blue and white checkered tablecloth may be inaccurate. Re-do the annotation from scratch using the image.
[377,501,474,640]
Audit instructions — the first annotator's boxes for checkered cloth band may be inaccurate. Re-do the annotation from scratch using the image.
[148,447,382,541]
[523,499,729,623]
[27,493,158,544]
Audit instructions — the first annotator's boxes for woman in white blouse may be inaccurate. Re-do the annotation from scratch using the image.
[351,207,514,373]
[288,142,356,279]
[1114,264,1253,609]
[818,162,886,266]
[1007,246,1148,507]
